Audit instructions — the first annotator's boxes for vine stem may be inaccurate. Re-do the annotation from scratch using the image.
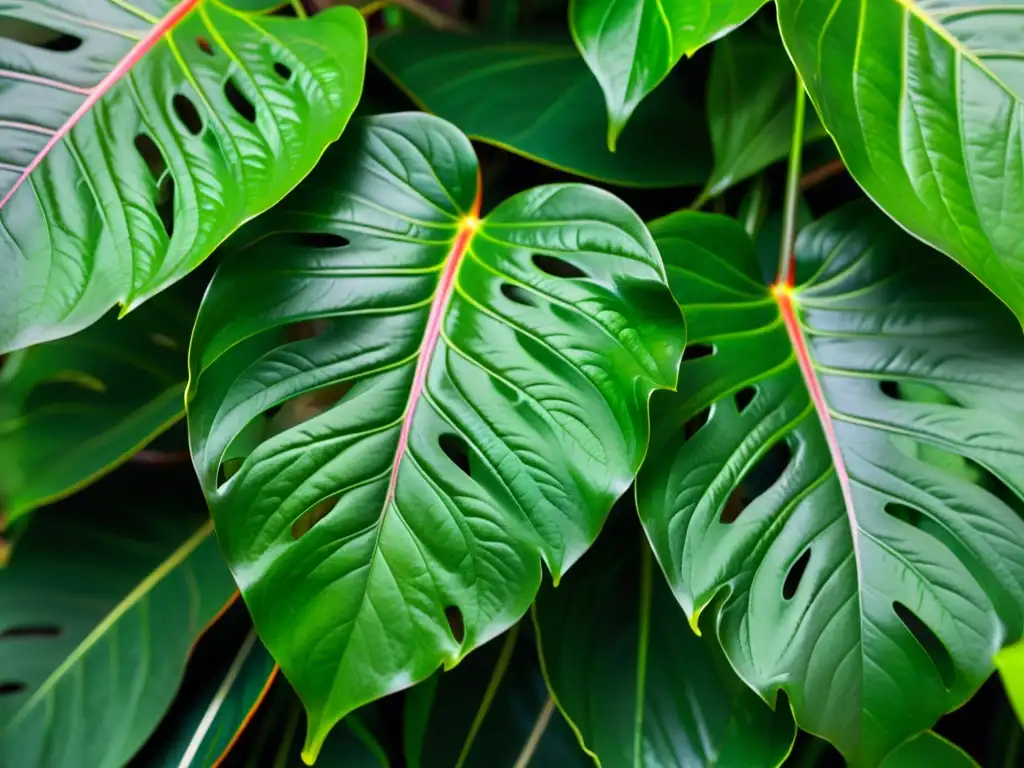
[776,77,808,286]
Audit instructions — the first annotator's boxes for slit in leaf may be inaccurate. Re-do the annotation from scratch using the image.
[172,94,203,136]
[682,343,715,361]
[734,386,756,414]
[445,605,465,643]
[501,283,536,307]
[0,682,25,695]
[721,439,792,524]
[0,625,61,639]
[296,232,350,249]
[885,502,925,529]
[439,434,471,476]
[0,17,81,50]
[292,495,341,540]
[684,406,710,440]
[224,77,256,123]
[893,601,955,689]
[156,175,175,237]
[533,254,587,279]
[783,548,811,600]
[196,36,213,55]
[134,134,167,181]
[274,62,293,81]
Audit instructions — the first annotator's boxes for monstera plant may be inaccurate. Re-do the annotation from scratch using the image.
[2,1,1024,767]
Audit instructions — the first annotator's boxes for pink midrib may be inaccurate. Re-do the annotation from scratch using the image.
[384,186,482,503]
[0,0,201,211]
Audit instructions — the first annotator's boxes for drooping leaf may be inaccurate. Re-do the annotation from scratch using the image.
[0,290,191,525]
[880,732,979,768]
[533,507,795,768]
[0,482,236,767]
[0,0,366,353]
[638,204,1024,766]
[777,0,1024,324]
[404,625,586,768]
[371,33,710,188]
[570,0,767,146]
[701,26,826,202]
[186,111,685,761]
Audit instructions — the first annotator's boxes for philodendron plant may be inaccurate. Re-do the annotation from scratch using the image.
[2,1,1024,767]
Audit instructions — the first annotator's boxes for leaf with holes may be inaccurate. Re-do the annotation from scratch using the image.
[0,0,366,353]
[777,0,1024,324]
[570,0,767,147]
[0,288,192,526]
[186,111,685,761]
[638,203,1024,765]
[533,508,795,768]
[0,481,236,768]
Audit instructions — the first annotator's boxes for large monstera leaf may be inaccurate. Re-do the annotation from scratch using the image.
[777,0,1024,324]
[187,112,685,761]
[570,0,767,146]
[638,204,1024,766]
[0,0,366,353]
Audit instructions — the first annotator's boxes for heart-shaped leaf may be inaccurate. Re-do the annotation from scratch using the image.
[533,507,795,768]
[638,204,1024,765]
[777,0,1024,324]
[0,0,366,353]
[371,33,710,189]
[186,111,684,761]
[0,481,236,767]
[570,0,767,146]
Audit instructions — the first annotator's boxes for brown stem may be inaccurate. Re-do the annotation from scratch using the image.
[801,158,846,190]
[131,450,191,465]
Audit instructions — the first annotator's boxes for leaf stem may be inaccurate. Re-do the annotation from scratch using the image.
[776,77,807,286]
[633,535,653,767]
[455,624,520,767]
[288,0,308,20]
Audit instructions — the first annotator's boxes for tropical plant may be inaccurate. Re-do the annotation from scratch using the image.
[2,1,1024,767]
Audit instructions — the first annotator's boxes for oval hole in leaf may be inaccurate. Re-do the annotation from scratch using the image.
[224,78,256,123]
[172,94,203,136]
[721,439,792,524]
[0,17,81,51]
[444,606,465,644]
[501,283,537,307]
[734,385,756,414]
[292,494,342,540]
[533,254,587,279]
[783,548,811,600]
[196,36,213,55]
[0,682,25,695]
[885,502,925,528]
[682,343,715,361]
[274,62,293,81]
[157,176,175,237]
[439,434,471,476]
[0,625,61,639]
[134,134,167,182]
[893,601,955,689]
[296,232,350,249]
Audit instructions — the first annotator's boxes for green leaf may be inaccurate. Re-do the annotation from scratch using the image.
[702,26,826,201]
[186,111,685,762]
[371,33,710,189]
[0,488,236,767]
[533,509,795,768]
[0,0,367,353]
[881,732,979,768]
[0,291,191,525]
[997,639,1024,727]
[404,625,587,767]
[777,0,1024,325]
[570,0,767,146]
[638,204,1024,766]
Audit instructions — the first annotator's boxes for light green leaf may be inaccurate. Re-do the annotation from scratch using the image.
[371,32,710,188]
[533,509,796,768]
[186,111,685,762]
[0,486,236,767]
[777,0,1024,325]
[570,0,767,146]
[881,732,978,768]
[638,204,1024,766]
[0,0,366,353]
[997,639,1024,727]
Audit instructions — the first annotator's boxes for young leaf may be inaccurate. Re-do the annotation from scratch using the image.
[0,0,366,353]
[638,204,1024,766]
[777,0,1024,325]
[371,33,710,188]
[533,509,796,768]
[0,486,236,767]
[570,0,767,146]
[0,291,190,524]
[880,732,979,768]
[186,112,685,762]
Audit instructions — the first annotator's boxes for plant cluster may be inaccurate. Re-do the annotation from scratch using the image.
[2,0,1024,766]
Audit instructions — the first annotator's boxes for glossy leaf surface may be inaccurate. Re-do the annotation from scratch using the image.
[371,33,710,188]
[777,0,1024,323]
[534,510,795,768]
[187,112,685,761]
[0,292,190,524]
[880,732,978,768]
[570,0,766,145]
[639,205,1024,765]
[0,0,366,353]
[996,639,1024,727]
[0,485,235,767]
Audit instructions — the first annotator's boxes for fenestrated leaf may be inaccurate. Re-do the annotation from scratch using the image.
[570,0,767,146]
[404,625,587,768]
[777,0,1024,324]
[0,482,236,767]
[701,26,826,202]
[638,204,1024,766]
[186,111,685,762]
[0,0,366,353]
[881,732,978,768]
[371,32,710,189]
[533,507,795,768]
[0,289,191,525]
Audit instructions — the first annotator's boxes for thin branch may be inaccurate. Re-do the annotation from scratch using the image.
[131,450,191,465]
[513,698,556,768]
[776,78,807,286]
[801,158,845,190]
[388,0,473,32]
